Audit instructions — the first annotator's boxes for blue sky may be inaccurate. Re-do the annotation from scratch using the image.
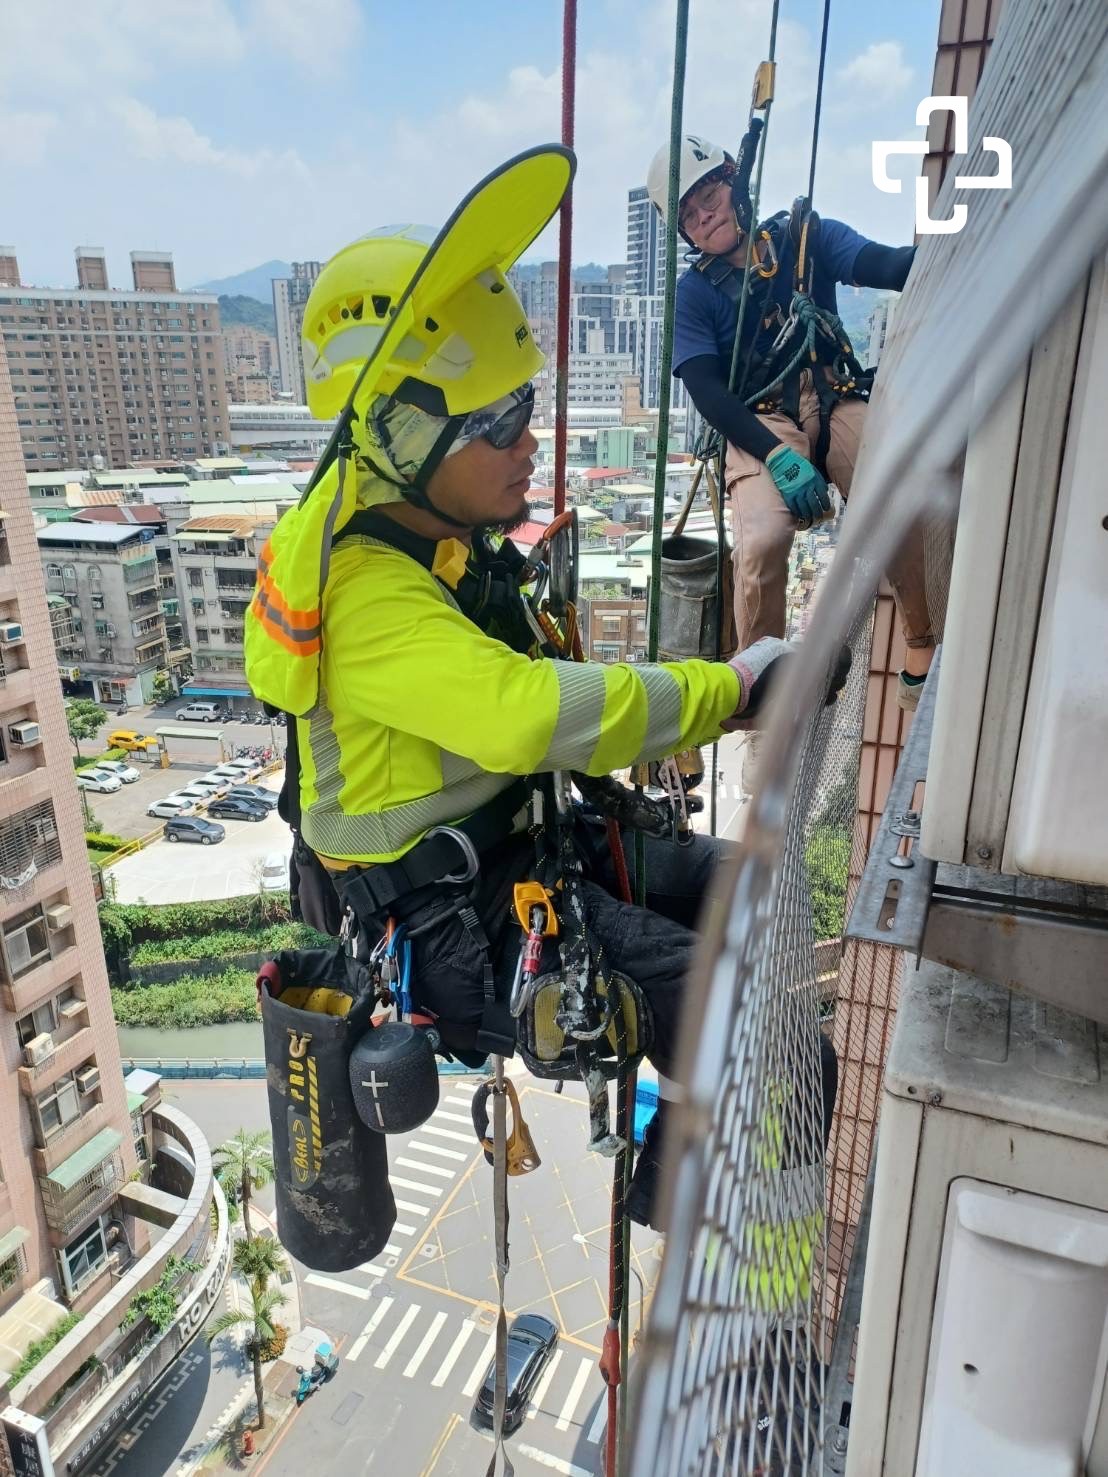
[0,0,940,290]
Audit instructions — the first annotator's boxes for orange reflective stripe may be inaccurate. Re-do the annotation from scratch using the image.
[251,587,321,656]
[255,567,321,632]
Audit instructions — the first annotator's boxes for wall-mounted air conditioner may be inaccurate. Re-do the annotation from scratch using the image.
[9,721,41,747]
[45,903,73,932]
[23,1034,54,1067]
[76,1066,100,1095]
[0,621,24,645]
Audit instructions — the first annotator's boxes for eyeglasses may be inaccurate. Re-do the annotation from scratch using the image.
[679,181,727,231]
[481,383,535,449]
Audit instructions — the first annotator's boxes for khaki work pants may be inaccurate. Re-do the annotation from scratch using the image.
[723,379,934,651]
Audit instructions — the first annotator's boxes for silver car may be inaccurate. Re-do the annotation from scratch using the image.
[146,793,196,819]
[98,759,141,784]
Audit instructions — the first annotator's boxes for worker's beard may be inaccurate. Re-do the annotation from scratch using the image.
[487,499,532,535]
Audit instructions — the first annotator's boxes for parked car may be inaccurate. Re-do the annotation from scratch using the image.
[97,759,141,784]
[147,794,196,819]
[107,729,157,753]
[207,796,268,822]
[164,816,225,845]
[175,702,223,722]
[76,767,122,793]
[259,851,289,891]
[226,785,280,811]
[209,763,251,782]
[224,757,263,777]
[172,783,221,804]
[199,770,234,795]
[472,1314,558,1433]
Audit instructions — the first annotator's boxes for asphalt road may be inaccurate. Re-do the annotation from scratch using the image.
[81,1075,662,1477]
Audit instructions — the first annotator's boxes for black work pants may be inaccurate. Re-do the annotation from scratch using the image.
[394,825,726,1077]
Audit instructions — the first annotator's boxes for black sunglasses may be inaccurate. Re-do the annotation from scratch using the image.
[483,383,535,450]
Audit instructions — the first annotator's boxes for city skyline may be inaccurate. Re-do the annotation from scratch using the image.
[2,0,936,289]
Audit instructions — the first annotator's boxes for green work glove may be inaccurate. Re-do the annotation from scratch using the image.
[765,445,831,525]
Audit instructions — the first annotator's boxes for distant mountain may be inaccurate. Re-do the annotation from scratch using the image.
[218,295,277,336]
[193,259,292,303]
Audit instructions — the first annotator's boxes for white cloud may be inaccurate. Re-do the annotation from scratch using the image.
[836,42,913,105]
[108,99,308,182]
[0,110,60,166]
[247,0,363,74]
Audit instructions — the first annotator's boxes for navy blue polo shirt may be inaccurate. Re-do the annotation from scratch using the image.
[672,217,872,378]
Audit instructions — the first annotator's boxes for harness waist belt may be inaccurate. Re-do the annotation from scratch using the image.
[338,778,529,923]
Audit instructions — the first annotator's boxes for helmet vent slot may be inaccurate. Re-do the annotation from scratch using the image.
[371,294,391,317]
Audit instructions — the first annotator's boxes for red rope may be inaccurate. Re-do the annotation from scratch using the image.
[553,0,577,517]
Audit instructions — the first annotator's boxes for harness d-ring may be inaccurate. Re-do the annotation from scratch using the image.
[423,826,480,886]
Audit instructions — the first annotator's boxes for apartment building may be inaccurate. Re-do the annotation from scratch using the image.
[171,513,275,709]
[0,337,144,1366]
[37,522,167,706]
[272,261,321,401]
[0,247,230,473]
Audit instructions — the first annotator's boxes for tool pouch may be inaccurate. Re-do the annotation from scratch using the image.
[657,533,738,662]
[258,948,396,1271]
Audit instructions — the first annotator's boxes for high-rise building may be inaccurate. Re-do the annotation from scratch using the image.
[0,333,141,1367]
[626,186,667,296]
[0,248,230,472]
[272,261,321,402]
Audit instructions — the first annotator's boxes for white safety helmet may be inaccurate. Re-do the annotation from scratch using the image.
[646,134,730,225]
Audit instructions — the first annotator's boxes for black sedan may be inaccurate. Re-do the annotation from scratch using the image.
[206,796,269,823]
[225,785,280,811]
[472,1313,559,1433]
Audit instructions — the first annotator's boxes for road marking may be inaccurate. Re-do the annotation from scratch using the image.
[408,1139,468,1163]
[555,1357,595,1431]
[403,1310,448,1378]
[526,1349,562,1419]
[430,1319,477,1388]
[347,1296,395,1362]
[515,1444,593,1477]
[374,1303,421,1369]
[433,1109,474,1126]
[380,1243,403,1256]
[393,1222,418,1236]
[395,1196,435,1215]
[421,1124,475,1145]
[391,1175,443,1197]
[448,1080,479,1095]
[587,1400,608,1443]
[418,1413,460,1477]
[462,1331,497,1397]
[305,1273,371,1301]
[355,1261,386,1277]
[396,1156,455,1180]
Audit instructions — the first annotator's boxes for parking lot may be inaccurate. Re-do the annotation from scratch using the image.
[76,708,289,903]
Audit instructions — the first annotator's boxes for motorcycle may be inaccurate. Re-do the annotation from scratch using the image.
[295,1342,340,1405]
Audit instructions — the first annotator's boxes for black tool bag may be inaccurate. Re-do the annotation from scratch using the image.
[258,948,396,1272]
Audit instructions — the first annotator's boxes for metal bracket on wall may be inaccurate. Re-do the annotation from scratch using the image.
[846,647,1108,1023]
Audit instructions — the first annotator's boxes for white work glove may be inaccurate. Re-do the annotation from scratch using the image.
[725,637,852,724]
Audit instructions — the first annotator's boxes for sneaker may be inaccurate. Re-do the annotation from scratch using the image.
[896,670,927,711]
[626,1103,666,1230]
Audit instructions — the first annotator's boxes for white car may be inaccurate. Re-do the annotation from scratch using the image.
[76,767,122,793]
[259,851,289,891]
[200,770,233,795]
[209,763,249,782]
[98,759,141,784]
[173,783,220,804]
[147,793,197,819]
[224,757,263,778]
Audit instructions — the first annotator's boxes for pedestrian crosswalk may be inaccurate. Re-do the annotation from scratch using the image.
[335,1293,605,1441]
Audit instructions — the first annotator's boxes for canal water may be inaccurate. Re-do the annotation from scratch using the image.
[117,1020,264,1061]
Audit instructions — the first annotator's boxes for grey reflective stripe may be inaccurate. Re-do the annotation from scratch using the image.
[252,585,321,644]
[302,707,520,860]
[631,665,683,763]
[539,662,609,770]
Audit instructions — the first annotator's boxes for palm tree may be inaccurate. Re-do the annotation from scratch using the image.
[207,1283,285,1429]
[233,1235,286,1298]
[212,1129,274,1242]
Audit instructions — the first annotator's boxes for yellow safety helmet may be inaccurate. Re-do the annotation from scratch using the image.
[303,229,543,422]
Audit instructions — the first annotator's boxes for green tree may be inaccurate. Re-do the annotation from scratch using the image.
[151,670,173,705]
[805,824,852,942]
[67,698,107,756]
[212,1130,274,1242]
[232,1235,286,1298]
[206,1283,285,1429]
